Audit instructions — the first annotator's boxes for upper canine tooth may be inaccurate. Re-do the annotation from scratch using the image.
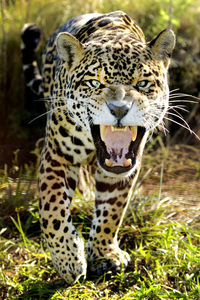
[131,126,138,141]
[100,125,107,141]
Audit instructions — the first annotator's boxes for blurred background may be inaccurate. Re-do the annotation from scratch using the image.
[0,0,200,167]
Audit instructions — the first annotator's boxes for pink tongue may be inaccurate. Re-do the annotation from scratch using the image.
[104,126,132,165]
[104,126,132,148]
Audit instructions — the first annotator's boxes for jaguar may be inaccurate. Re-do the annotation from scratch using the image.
[21,10,175,284]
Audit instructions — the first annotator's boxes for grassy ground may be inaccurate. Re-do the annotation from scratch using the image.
[0,143,200,299]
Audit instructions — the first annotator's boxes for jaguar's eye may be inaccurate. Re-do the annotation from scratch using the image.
[86,80,101,88]
[136,80,149,89]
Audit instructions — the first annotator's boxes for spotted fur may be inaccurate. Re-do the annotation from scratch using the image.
[21,11,175,284]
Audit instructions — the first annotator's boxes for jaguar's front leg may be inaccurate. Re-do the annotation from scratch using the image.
[87,168,139,276]
[38,150,86,284]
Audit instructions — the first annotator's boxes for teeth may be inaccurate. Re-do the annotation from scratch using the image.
[105,159,112,167]
[124,158,132,167]
[131,126,138,141]
[111,126,128,132]
[100,125,107,141]
[105,158,132,168]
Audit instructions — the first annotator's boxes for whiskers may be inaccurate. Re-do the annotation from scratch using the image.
[146,89,200,142]
[29,94,68,124]
[30,93,101,126]
[28,105,66,124]
[169,89,200,103]
[30,88,199,142]
[166,90,199,140]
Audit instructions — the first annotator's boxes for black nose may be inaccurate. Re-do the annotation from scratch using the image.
[107,103,129,120]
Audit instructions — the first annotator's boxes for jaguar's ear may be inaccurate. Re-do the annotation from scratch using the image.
[149,29,175,68]
[56,32,84,70]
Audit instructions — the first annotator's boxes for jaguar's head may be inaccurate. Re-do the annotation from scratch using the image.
[56,28,175,177]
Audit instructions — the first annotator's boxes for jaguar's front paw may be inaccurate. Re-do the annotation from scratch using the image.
[87,247,130,276]
[52,253,87,284]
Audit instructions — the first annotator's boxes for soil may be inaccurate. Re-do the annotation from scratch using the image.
[139,144,200,222]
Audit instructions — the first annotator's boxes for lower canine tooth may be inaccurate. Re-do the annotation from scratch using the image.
[124,158,132,167]
[105,159,112,167]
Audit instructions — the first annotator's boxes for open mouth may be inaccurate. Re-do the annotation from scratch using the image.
[91,125,146,174]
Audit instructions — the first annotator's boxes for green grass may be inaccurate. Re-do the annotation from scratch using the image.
[0,145,200,299]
